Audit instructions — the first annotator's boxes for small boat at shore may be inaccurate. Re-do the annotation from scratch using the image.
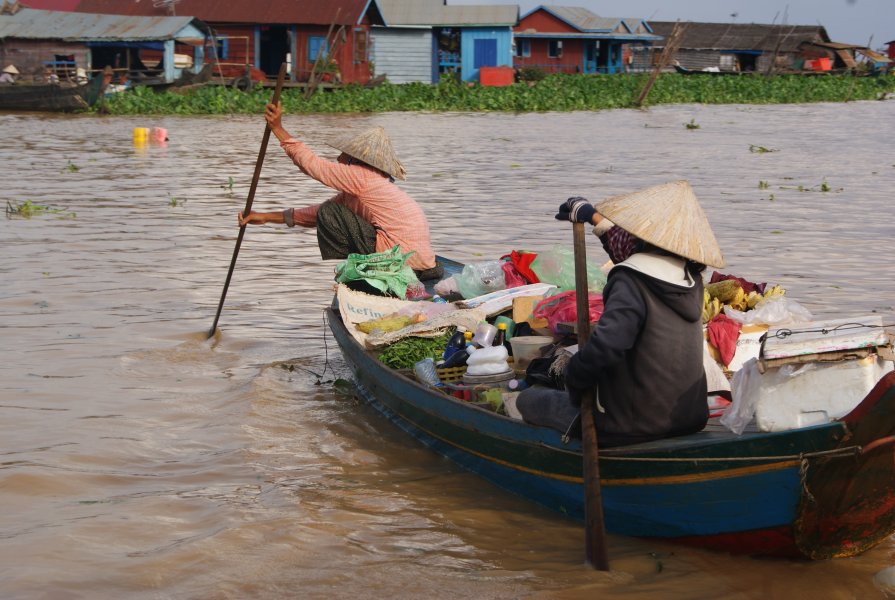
[0,75,105,112]
[327,256,895,560]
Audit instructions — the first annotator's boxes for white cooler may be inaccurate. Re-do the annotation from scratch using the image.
[753,315,894,432]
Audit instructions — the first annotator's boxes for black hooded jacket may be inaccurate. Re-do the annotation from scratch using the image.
[564,252,708,445]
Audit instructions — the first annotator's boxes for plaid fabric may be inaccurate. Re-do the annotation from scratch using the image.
[281,139,437,271]
[600,225,639,264]
[315,201,376,259]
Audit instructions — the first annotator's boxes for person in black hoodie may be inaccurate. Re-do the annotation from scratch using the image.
[516,180,725,447]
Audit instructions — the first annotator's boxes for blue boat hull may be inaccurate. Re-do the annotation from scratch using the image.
[327,296,895,558]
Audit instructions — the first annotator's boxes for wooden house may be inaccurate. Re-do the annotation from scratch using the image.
[374,0,518,84]
[0,3,209,84]
[650,22,830,73]
[512,6,659,75]
[72,0,385,85]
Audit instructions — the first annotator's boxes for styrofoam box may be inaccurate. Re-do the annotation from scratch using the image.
[755,355,894,432]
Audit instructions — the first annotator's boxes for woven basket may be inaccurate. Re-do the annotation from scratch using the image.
[436,366,467,382]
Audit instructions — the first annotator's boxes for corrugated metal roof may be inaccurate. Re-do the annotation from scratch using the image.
[376,0,517,27]
[74,0,375,26]
[650,21,830,52]
[0,7,206,41]
[538,6,619,32]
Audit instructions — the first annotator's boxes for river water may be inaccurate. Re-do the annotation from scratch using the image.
[1,100,894,599]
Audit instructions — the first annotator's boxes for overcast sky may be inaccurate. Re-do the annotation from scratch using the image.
[450,1,895,49]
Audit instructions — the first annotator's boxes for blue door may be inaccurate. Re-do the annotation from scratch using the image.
[584,41,597,73]
[473,39,497,68]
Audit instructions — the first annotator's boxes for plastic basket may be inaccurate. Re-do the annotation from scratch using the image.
[436,366,467,382]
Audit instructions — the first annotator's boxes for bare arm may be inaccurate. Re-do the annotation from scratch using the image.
[238,210,285,227]
[265,102,291,143]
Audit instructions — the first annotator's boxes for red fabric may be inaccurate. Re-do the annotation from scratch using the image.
[504,250,539,284]
[707,314,741,366]
[709,271,766,295]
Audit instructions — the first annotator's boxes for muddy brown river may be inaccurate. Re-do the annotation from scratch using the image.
[1,100,894,599]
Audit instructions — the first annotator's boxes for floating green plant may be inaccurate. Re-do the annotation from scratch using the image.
[749,145,776,153]
[62,160,79,173]
[685,118,700,130]
[6,200,75,219]
[758,180,769,189]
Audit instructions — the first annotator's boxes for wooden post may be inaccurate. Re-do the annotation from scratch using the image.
[634,21,687,108]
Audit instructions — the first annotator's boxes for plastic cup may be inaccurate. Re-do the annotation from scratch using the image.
[472,322,497,347]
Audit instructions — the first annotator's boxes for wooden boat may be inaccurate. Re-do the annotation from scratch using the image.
[0,75,105,112]
[327,257,895,560]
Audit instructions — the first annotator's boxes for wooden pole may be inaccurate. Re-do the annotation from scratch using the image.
[634,21,687,108]
[208,63,287,339]
[572,222,610,571]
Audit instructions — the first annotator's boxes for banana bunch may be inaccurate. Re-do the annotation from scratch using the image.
[702,290,723,323]
[763,285,785,299]
[701,280,787,324]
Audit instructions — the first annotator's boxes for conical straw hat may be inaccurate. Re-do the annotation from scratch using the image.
[595,180,725,268]
[3,64,19,74]
[327,126,407,180]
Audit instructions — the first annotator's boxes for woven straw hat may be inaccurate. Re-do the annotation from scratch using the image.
[327,126,407,180]
[3,65,19,75]
[596,180,725,268]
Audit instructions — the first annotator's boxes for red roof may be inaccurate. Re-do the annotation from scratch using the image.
[72,0,378,25]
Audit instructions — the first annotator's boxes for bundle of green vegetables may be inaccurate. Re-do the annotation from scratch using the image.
[377,331,454,370]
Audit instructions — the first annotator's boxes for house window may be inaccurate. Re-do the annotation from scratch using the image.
[309,36,328,63]
[353,28,368,63]
[514,39,530,58]
[548,40,563,58]
[214,37,229,60]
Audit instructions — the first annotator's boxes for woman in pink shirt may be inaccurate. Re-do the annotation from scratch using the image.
[239,103,442,281]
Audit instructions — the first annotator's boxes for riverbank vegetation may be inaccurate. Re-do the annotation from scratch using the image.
[100,73,895,115]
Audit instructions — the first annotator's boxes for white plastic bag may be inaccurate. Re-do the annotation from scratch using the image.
[724,296,813,326]
[720,358,761,435]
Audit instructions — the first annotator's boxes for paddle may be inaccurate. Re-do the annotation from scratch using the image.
[572,221,610,570]
[208,63,287,339]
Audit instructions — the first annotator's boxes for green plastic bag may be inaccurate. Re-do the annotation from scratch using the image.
[335,245,420,298]
[530,245,607,293]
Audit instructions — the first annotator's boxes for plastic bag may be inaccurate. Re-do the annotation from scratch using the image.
[720,358,761,435]
[335,245,419,298]
[502,260,528,288]
[724,296,813,327]
[434,275,459,297]
[532,290,604,334]
[529,245,606,292]
[455,260,506,299]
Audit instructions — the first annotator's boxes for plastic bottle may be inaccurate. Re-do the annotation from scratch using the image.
[443,328,467,361]
[441,343,471,368]
[414,358,441,387]
[493,323,506,346]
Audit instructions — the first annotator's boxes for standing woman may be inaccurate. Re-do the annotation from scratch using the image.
[239,102,442,281]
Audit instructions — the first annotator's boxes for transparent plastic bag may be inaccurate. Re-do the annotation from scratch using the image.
[529,245,606,293]
[455,260,507,299]
[724,296,813,326]
[720,358,761,435]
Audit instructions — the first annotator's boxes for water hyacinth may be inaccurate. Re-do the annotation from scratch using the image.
[99,73,895,115]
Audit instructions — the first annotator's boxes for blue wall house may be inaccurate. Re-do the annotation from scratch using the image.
[374,0,518,83]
